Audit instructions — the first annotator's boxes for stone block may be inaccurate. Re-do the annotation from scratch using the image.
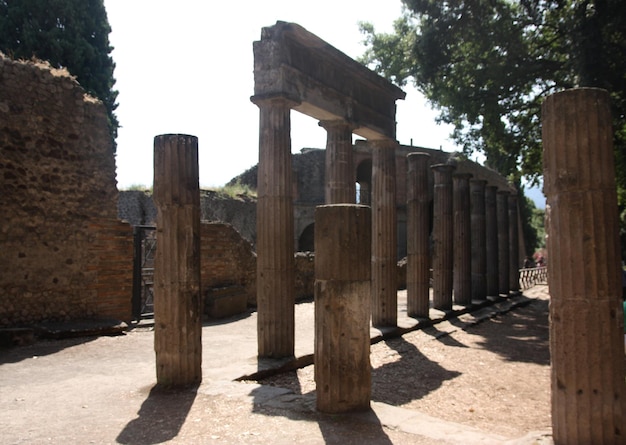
[204,285,248,319]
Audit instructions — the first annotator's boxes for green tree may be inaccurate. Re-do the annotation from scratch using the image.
[0,0,118,149]
[360,0,626,187]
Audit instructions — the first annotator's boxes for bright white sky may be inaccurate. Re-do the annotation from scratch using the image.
[104,0,459,190]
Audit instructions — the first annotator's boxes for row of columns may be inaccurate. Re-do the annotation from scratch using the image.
[152,88,624,438]
[406,158,520,318]
[252,95,521,356]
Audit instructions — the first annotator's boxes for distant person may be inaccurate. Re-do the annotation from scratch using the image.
[536,255,545,267]
[523,256,534,269]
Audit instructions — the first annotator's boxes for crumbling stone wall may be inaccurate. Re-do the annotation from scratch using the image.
[0,54,131,327]
[200,223,256,306]
[118,190,257,246]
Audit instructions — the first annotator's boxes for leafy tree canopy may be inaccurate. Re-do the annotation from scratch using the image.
[360,0,626,191]
[0,0,118,149]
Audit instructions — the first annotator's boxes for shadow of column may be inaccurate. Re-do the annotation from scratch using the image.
[116,384,198,445]
[372,337,462,406]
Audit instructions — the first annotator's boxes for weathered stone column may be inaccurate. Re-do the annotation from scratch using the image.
[543,87,625,444]
[508,193,520,294]
[431,164,456,310]
[470,179,487,301]
[407,152,431,318]
[315,204,371,413]
[485,185,499,297]
[252,96,296,358]
[496,190,510,295]
[453,173,472,305]
[371,139,398,327]
[153,134,202,386]
[320,120,355,204]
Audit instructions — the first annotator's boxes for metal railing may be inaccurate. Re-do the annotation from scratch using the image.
[519,266,548,290]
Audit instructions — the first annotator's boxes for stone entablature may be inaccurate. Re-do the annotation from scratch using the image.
[253,21,406,140]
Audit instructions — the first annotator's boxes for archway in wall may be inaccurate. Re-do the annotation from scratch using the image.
[298,223,315,252]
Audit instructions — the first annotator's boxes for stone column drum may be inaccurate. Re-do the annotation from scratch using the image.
[371,139,398,327]
[431,164,456,310]
[153,134,202,386]
[470,179,487,301]
[315,204,371,413]
[320,120,355,204]
[407,152,431,318]
[542,87,625,444]
[508,193,520,294]
[496,190,510,296]
[453,173,472,305]
[252,96,296,358]
[485,185,499,297]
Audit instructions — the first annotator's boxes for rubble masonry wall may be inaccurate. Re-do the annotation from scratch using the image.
[0,54,132,327]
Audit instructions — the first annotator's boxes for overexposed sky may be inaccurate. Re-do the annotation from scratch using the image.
[105,0,459,189]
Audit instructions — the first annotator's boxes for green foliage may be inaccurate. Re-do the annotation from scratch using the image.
[122,184,152,193]
[208,181,257,199]
[360,0,626,188]
[361,0,626,256]
[0,0,118,150]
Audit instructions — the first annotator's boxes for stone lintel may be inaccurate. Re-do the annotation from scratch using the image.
[253,21,405,140]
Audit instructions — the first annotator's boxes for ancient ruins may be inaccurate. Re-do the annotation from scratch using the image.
[1,20,623,442]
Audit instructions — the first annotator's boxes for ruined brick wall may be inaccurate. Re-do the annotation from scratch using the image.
[200,223,257,306]
[0,54,131,327]
[199,223,314,306]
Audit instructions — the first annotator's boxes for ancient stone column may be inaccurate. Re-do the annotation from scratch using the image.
[320,120,355,204]
[470,179,487,301]
[252,96,296,358]
[485,185,499,297]
[431,164,456,310]
[508,193,520,294]
[315,204,371,413]
[496,190,510,296]
[153,134,202,386]
[406,152,431,318]
[453,173,472,305]
[371,139,398,327]
[542,87,625,444]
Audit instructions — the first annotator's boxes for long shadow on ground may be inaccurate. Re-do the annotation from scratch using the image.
[117,384,198,445]
[468,298,550,365]
[371,336,462,406]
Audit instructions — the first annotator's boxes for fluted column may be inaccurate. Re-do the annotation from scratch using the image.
[252,96,296,358]
[485,185,499,297]
[431,164,456,310]
[320,120,355,204]
[153,134,202,386]
[543,88,625,444]
[508,193,520,294]
[496,190,510,296]
[470,179,487,301]
[407,152,431,318]
[371,138,398,327]
[453,173,472,305]
[315,204,371,413]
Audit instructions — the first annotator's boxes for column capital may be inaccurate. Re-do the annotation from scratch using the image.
[250,93,300,109]
[407,152,431,161]
[431,163,457,173]
[368,137,398,150]
[470,178,488,186]
[453,172,473,180]
[318,119,356,132]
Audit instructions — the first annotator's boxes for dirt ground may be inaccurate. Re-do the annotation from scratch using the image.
[1,286,556,444]
[261,286,552,439]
